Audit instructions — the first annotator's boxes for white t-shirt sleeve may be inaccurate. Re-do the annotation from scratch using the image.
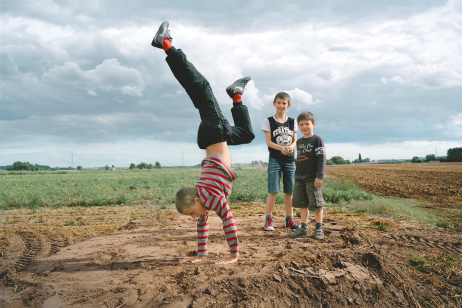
[261,118,270,132]
[294,120,298,134]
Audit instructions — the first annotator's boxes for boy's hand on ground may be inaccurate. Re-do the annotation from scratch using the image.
[214,256,238,265]
[179,256,204,263]
[315,178,323,188]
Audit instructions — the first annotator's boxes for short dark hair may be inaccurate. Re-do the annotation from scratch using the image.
[273,92,291,105]
[175,187,198,214]
[297,111,315,124]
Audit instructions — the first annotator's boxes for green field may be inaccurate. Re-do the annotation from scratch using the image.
[0,168,372,210]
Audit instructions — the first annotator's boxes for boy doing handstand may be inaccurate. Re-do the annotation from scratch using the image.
[151,22,255,264]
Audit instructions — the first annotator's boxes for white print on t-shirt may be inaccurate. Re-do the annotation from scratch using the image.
[273,127,294,146]
[276,134,292,146]
[316,147,325,155]
[298,143,313,155]
[272,126,294,137]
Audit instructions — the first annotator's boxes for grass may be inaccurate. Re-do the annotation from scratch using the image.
[0,167,459,231]
[0,168,375,210]
[339,196,440,225]
[322,178,373,203]
[363,234,374,246]
[409,251,460,275]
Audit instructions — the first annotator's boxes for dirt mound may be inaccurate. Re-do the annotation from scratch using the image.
[1,211,461,307]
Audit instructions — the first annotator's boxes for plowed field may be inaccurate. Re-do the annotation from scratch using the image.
[326,162,462,207]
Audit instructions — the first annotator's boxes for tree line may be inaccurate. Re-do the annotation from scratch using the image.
[3,147,460,171]
[129,162,162,169]
[412,147,462,163]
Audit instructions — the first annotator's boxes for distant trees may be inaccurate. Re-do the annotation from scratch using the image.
[77,166,83,170]
[411,156,423,163]
[7,161,39,171]
[131,162,162,169]
[353,153,370,163]
[137,162,148,169]
[425,154,436,162]
[251,160,264,165]
[447,147,462,162]
[105,165,110,170]
[330,156,350,165]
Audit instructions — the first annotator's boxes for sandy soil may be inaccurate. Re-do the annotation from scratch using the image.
[1,206,461,307]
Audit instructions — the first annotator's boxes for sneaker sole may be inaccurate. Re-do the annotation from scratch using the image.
[152,21,169,48]
[264,226,274,231]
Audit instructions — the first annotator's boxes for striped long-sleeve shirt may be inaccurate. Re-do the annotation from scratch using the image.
[195,155,238,257]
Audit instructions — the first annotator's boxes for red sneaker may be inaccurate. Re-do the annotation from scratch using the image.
[285,219,300,230]
[264,218,274,231]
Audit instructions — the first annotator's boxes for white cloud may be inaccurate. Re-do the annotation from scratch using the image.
[286,88,321,110]
[1,1,461,167]
[41,59,145,96]
[241,81,264,110]
[453,113,462,126]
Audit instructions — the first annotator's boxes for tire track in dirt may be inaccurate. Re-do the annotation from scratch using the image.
[1,231,69,273]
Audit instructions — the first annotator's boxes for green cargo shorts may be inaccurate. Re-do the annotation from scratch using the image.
[292,180,325,212]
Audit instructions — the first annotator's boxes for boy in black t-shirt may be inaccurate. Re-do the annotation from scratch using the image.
[261,92,300,231]
[289,111,326,239]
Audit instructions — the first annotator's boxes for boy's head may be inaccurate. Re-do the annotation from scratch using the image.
[175,187,207,218]
[273,92,291,112]
[297,111,316,136]
[297,111,315,124]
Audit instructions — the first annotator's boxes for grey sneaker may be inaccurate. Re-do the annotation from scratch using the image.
[151,21,171,48]
[226,77,251,98]
[314,229,324,239]
[288,228,307,238]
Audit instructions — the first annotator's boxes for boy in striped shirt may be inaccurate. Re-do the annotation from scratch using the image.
[152,22,255,264]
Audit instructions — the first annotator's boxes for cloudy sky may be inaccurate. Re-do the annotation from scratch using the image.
[1,0,461,167]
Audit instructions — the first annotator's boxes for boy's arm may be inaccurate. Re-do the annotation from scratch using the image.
[265,131,284,151]
[287,131,297,153]
[315,137,326,187]
[179,212,209,263]
[197,212,209,256]
[210,194,239,261]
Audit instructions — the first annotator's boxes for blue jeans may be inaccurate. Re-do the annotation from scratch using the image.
[267,157,295,194]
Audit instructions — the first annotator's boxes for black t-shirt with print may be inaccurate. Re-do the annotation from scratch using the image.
[295,134,326,181]
[267,116,296,161]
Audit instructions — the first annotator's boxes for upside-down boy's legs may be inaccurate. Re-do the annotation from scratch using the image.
[152,21,254,149]
[152,22,229,149]
[228,102,255,146]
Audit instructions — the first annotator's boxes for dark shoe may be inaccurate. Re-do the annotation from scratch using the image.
[314,229,324,239]
[151,21,171,48]
[226,77,251,98]
[285,219,300,230]
[288,228,307,238]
